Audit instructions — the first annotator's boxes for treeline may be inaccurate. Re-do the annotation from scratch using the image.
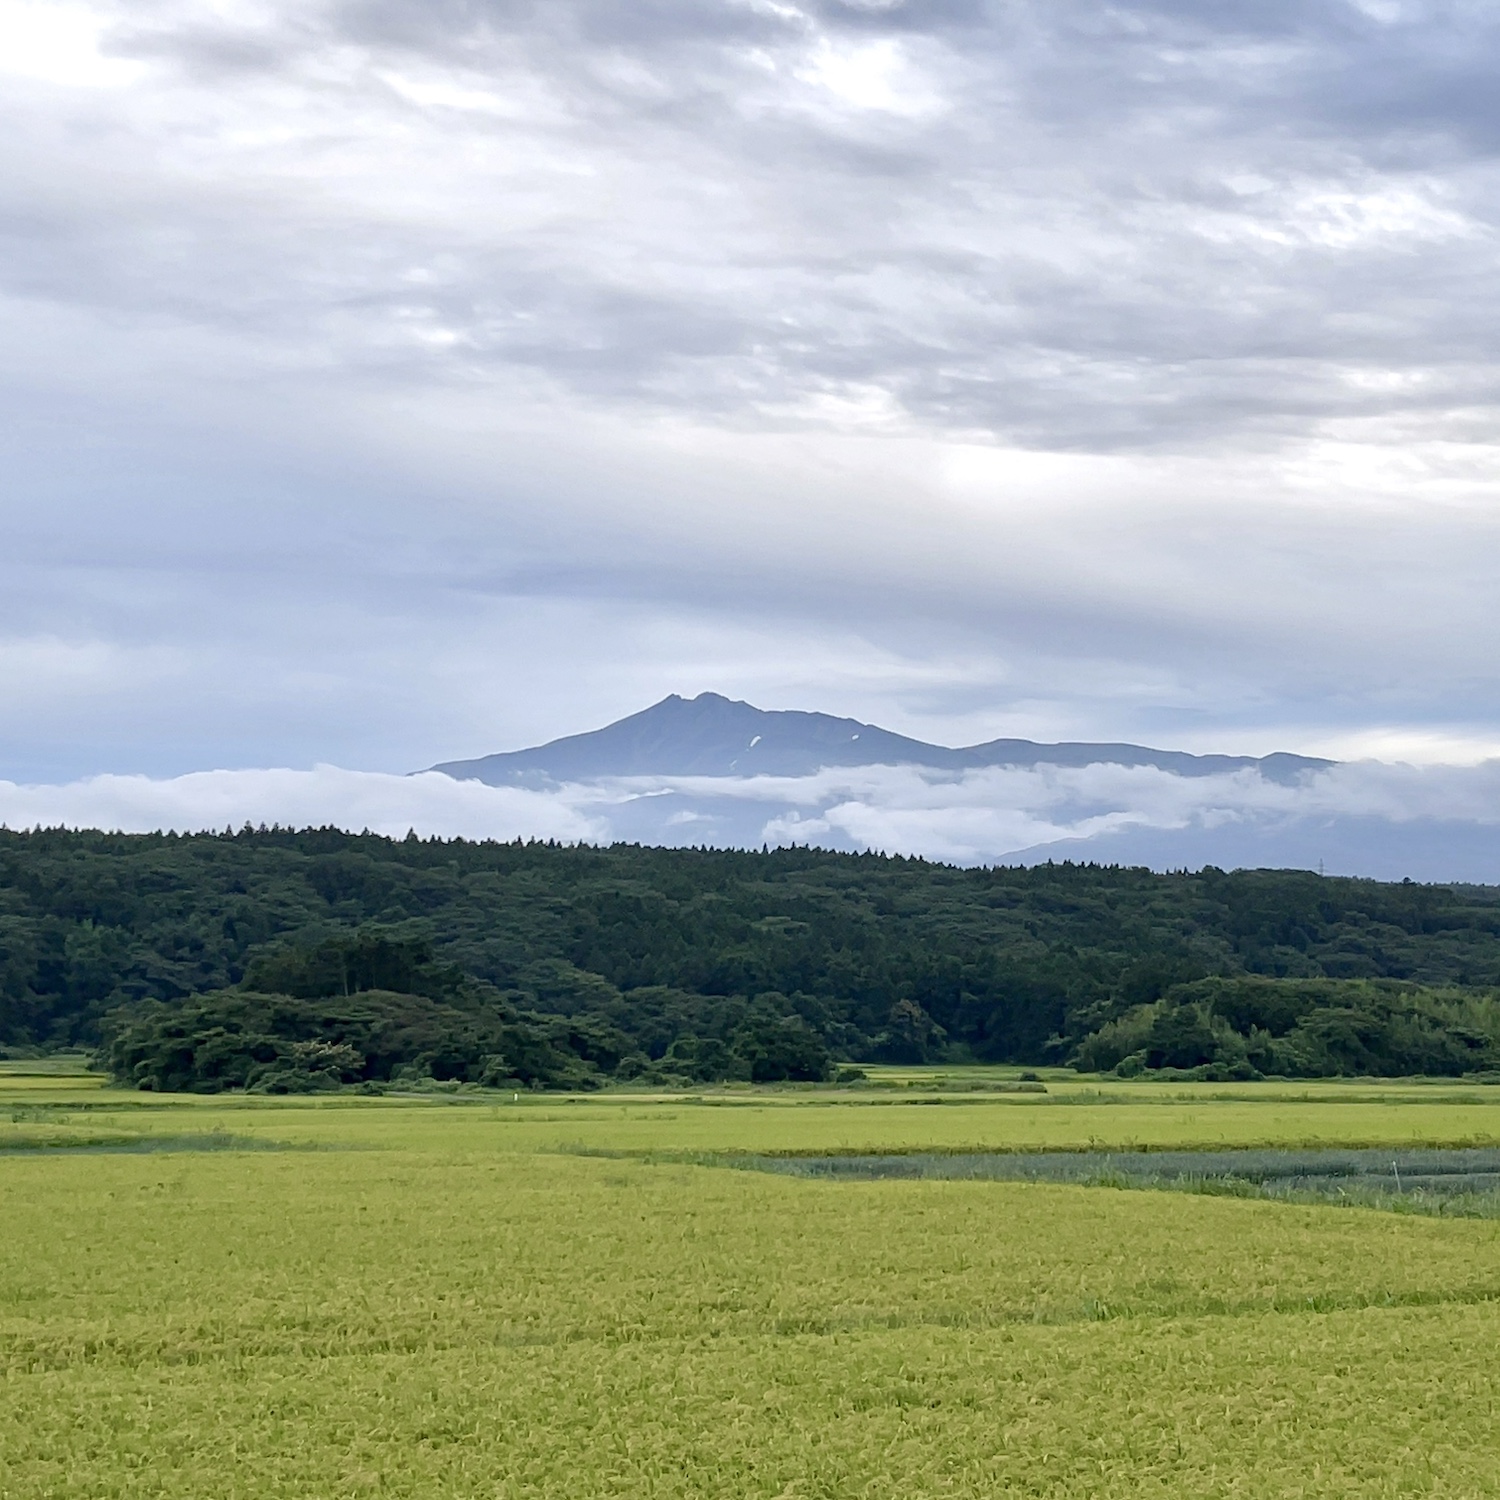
[5,826,1500,1088]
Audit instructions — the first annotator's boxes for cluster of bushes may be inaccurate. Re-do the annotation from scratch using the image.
[1072,976,1500,1079]
[100,989,590,1093]
[100,932,832,1092]
[109,934,1500,1094]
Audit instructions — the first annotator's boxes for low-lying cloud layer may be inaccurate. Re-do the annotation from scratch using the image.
[7,757,1500,881]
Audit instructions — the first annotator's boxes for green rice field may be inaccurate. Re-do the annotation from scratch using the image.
[6,1063,1500,1496]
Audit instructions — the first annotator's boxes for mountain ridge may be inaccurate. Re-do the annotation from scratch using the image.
[428,692,1332,785]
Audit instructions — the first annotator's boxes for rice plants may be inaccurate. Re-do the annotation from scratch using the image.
[5,1076,1500,1495]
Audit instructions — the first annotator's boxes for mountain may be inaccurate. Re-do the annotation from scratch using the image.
[418,696,1500,880]
[429,692,1331,785]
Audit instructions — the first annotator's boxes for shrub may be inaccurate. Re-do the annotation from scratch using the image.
[99,990,595,1093]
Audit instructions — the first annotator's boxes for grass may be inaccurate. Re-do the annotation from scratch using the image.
[6,1069,1500,1494]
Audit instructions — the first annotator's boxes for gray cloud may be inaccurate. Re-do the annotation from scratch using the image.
[13,0,1489,446]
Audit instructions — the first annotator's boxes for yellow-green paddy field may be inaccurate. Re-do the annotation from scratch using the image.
[6,1063,1500,1497]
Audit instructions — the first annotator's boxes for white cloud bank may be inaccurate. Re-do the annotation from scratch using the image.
[0,768,604,844]
[7,758,1500,881]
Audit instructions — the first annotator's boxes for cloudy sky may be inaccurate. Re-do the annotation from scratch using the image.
[4,0,1500,789]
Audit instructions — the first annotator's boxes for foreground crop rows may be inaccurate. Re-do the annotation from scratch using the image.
[4,1078,1500,1495]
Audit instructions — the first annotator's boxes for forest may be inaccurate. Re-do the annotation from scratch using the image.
[6,825,1500,1088]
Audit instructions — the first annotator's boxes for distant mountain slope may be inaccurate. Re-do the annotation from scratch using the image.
[429,692,1332,784]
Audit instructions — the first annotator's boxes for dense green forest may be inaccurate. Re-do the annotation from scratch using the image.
[6,826,1500,1088]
